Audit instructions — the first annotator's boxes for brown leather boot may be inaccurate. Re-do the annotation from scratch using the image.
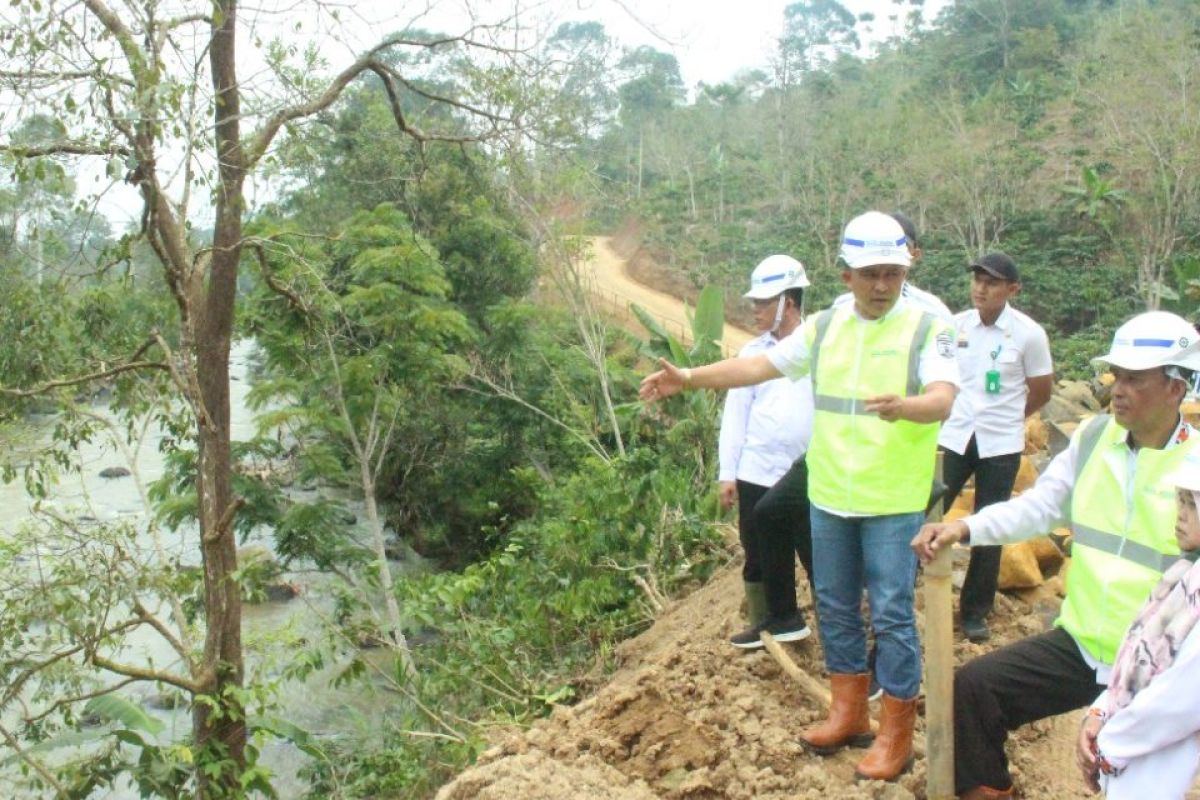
[799,673,874,755]
[960,786,1015,799]
[853,693,916,781]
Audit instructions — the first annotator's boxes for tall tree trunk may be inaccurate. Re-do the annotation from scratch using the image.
[194,1,247,793]
[637,126,644,199]
[361,475,416,678]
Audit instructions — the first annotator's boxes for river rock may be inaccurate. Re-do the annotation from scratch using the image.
[98,466,131,479]
[1057,379,1101,411]
[263,580,301,602]
[1039,394,1093,425]
[145,690,187,710]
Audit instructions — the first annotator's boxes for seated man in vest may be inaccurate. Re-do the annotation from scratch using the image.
[641,211,958,782]
[912,311,1200,800]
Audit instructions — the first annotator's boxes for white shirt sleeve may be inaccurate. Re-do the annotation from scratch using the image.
[917,318,960,388]
[765,321,813,380]
[966,439,1076,545]
[1096,624,1200,768]
[1023,323,1054,380]
[718,385,752,482]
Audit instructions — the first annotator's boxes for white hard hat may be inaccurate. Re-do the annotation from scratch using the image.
[839,211,912,270]
[1166,453,1200,492]
[744,254,810,299]
[1091,311,1200,371]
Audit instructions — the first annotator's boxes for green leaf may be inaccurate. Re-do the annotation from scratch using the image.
[629,302,672,342]
[83,694,165,736]
[0,729,106,767]
[688,286,725,361]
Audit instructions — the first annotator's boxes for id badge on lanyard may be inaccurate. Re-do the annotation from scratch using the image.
[986,345,1002,394]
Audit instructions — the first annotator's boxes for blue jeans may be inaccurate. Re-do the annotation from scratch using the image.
[811,506,923,699]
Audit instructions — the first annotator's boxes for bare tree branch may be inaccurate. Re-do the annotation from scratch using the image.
[90,653,200,694]
[0,361,168,398]
[245,30,518,167]
[246,240,310,315]
[22,678,141,725]
[0,68,133,87]
[0,141,130,158]
[0,721,67,795]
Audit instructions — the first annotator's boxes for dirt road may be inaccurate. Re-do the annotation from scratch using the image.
[584,236,753,356]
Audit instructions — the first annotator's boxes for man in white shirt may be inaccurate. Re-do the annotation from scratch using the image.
[718,256,814,646]
[939,253,1054,642]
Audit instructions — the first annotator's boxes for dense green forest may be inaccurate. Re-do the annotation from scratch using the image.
[0,0,1198,797]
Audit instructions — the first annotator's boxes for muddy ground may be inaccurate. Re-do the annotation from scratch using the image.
[435,234,1199,799]
[436,538,1126,800]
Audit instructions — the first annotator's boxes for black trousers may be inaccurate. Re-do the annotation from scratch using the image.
[736,480,771,583]
[749,458,814,618]
[942,437,1022,622]
[954,627,1100,793]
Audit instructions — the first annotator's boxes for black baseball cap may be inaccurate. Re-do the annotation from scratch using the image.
[969,252,1020,282]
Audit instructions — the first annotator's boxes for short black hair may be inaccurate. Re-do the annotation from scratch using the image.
[890,212,919,247]
[782,287,804,306]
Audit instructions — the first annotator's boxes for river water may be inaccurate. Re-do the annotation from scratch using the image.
[0,341,421,798]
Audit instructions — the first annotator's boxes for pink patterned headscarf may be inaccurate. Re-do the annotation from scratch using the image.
[1104,554,1200,714]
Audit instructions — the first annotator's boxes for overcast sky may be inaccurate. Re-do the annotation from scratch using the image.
[550,0,950,87]
[263,1,951,93]
[321,0,951,89]
[68,0,949,227]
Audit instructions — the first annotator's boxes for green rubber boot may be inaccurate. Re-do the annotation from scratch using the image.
[744,581,769,627]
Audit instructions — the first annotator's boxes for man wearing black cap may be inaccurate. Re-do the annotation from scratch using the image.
[938,252,1054,642]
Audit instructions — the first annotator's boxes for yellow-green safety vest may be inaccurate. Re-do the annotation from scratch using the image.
[1058,414,1196,663]
[805,305,945,515]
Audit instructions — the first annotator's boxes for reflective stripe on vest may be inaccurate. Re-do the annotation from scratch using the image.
[1071,523,1179,573]
[805,306,943,515]
[1058,415,1193,663]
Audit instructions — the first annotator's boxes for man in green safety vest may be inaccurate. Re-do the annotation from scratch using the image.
[912,311,1200,800]
[642,211,959,783]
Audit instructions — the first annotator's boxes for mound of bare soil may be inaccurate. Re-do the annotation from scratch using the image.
[436,547,1105,800]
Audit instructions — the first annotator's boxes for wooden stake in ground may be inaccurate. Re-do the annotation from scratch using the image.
[924,453,955,799]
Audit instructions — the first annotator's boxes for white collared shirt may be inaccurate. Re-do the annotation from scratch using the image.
[939,304,1053,458]
[832,281,954,324]
[718,332,813,486]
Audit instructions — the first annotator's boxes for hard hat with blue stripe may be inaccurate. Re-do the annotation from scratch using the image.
[838,211,912,270]
[1091,311,1200,372]
[1166,451,1200,493]
[744,254,810,299]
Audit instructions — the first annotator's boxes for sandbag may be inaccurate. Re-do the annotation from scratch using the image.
[998,541,1043,589]
[944,507,971,524]
[1183,401,1200,427]
[1027,535,1065,573]
[949,487,974,515]
[1024,415,1048,455]
[1012,456,1039,493]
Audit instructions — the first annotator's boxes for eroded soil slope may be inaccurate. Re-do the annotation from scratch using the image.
[437,555,1108,800]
